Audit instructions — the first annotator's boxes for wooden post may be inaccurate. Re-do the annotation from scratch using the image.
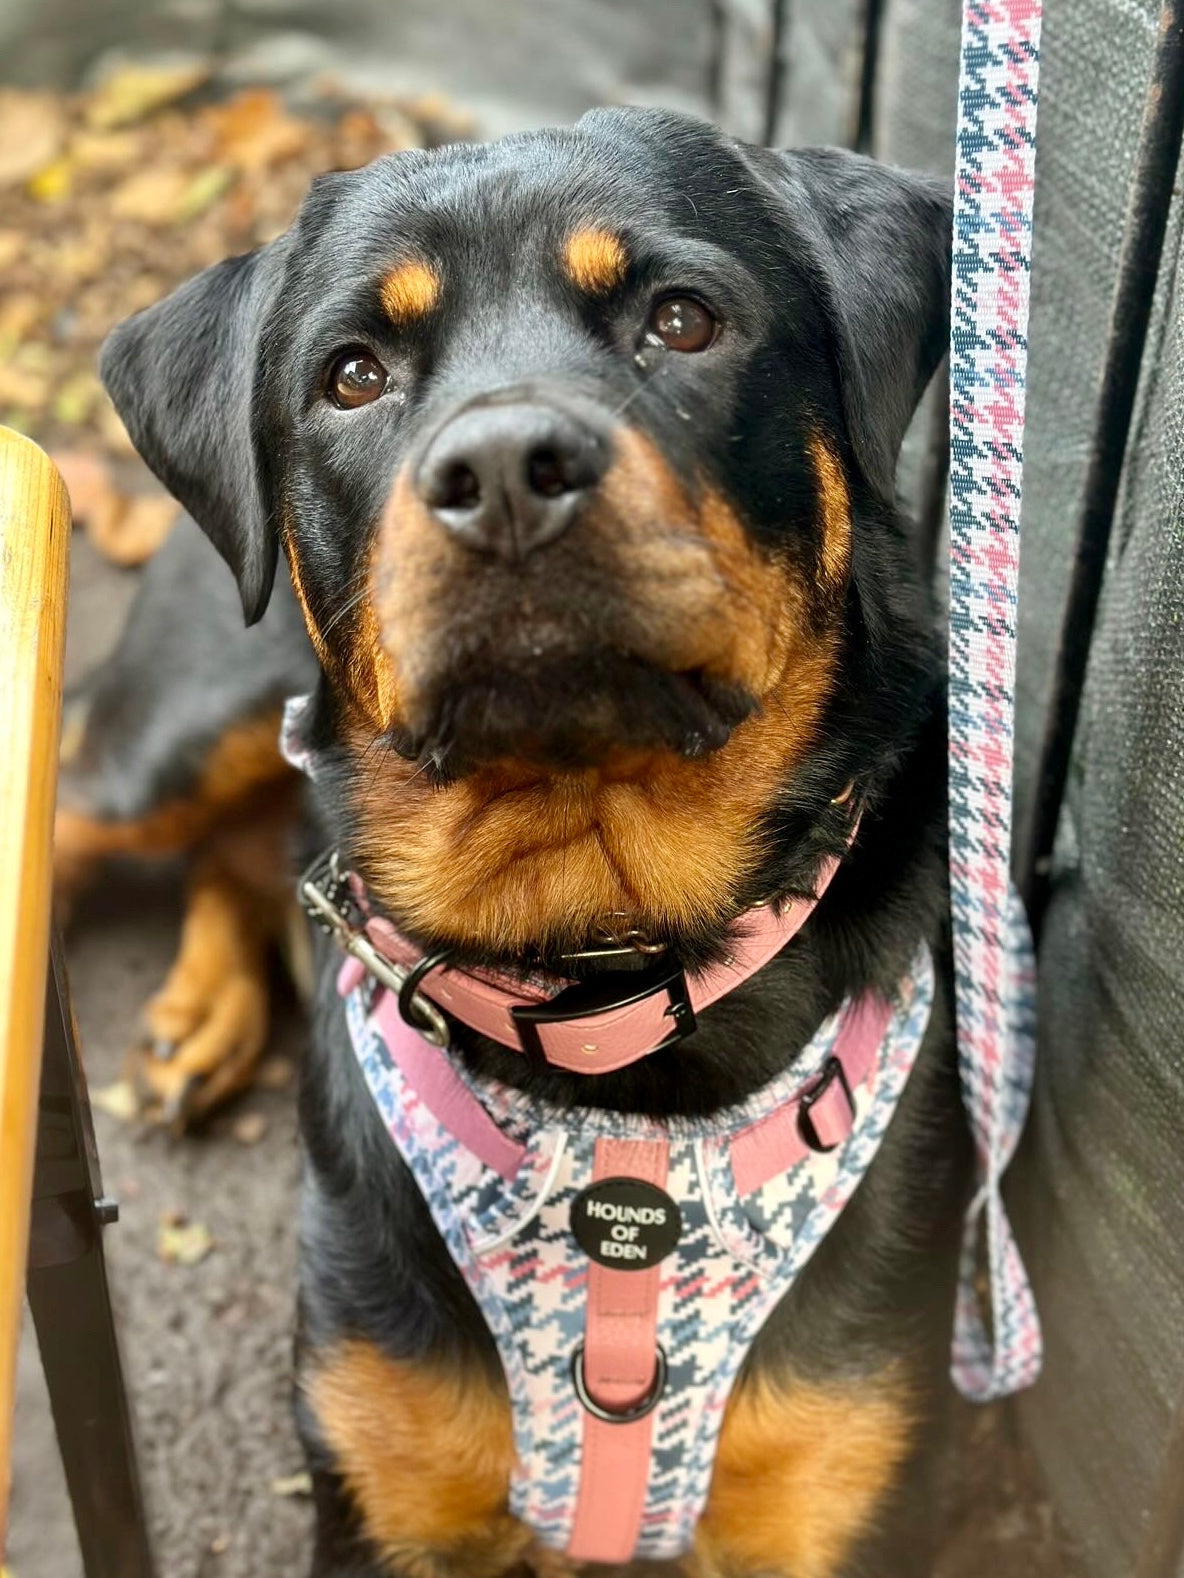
[0,427,70,1546]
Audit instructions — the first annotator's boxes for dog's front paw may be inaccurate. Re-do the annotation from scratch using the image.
[128,862,272,1131]
[131,967,269,1130]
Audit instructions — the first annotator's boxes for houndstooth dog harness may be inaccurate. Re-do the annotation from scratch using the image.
[338,916,934,1563]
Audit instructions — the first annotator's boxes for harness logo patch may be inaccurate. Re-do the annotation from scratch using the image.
[570,1177,682,1270]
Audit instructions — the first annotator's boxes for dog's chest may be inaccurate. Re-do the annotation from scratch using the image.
[341,950,934,1562]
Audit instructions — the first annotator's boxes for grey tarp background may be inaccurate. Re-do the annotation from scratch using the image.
[3,0,1183,1572]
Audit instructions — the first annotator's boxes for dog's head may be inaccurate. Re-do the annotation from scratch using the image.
[101,108,950,957]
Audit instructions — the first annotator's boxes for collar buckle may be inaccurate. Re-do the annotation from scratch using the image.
[509,956,697,1069]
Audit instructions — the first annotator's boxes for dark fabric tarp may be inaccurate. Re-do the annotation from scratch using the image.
[874,1,1184,1572]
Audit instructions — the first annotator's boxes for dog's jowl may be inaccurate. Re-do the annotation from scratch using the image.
[79,107,963,1576]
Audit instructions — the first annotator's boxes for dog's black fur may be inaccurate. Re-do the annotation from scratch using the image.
[82,108,964,1576]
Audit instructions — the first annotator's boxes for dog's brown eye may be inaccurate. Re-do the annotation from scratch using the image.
[646,296,717,353]
[327,349,388,409]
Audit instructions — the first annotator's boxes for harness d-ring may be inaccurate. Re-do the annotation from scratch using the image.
[571,1343,667,1424]
[397,949,454,1044]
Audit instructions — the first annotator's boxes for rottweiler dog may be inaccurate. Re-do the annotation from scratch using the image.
[62,107,960,1576]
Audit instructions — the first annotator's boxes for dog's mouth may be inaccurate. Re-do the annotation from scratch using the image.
[396,650,759,778]
[359,418,826,785]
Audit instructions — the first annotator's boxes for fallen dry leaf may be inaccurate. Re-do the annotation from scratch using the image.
[52,372,103,426]
[206,89,310,172]
[333,107,387,171]
[51,447,115,520]
[108,165,192,224]
[26,154,73,204]
[91,1079,139,1123]
[270,1472,313,1499]
[0,361,50,410]
[231,1111,269,1146]
[172,165,235,224]
[108,163,234,226]
[86,492,180,566]
[0,230,22,271]
[157,1215,214,1266]
[68,128,142,172]
[86,60,211,131]
[257,1055,295,1092]
[0,90,66,188]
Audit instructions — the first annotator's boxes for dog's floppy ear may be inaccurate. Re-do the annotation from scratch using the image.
[100,238,288,623]
[754,146,952,501]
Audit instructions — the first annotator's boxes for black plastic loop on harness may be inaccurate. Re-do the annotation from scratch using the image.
[571,1343,668,1423]
[797,1056,855,1154]
[397,950,454,1038]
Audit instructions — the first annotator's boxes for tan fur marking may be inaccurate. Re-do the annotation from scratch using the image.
[54,709,291,888]
[695,1371,915,1578]
[563,228,628,293]
[284,531,401,729]
[357,431,841,952]
[810,433,853,589]
[283,533,331,671]
[305,1341,527,1578]
[380,260,441,323]
[348,541,402,729]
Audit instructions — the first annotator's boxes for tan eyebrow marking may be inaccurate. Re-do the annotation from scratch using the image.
[563,228,628,293]
[380,261,441,323]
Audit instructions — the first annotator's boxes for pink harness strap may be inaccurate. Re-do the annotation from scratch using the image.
[368,986,527,1180]
[568,1138,669,1565]
[729,992,895,1196]
[342,853,844,1076]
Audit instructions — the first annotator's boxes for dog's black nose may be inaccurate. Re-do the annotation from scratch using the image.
[416,402,609,560]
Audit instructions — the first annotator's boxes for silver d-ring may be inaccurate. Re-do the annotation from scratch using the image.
[571,1343,667,1423]
[396,949,453,1048]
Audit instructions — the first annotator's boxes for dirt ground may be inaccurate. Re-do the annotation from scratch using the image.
[6,536,1087,1578]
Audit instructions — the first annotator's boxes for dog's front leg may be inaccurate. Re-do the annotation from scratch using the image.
[299,1338,535,1578]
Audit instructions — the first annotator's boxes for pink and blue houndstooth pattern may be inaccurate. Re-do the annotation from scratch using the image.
[343,949,933,1558]
[948,0,1043,1400]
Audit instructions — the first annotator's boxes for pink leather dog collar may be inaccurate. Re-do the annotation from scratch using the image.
[333,852,847,1076]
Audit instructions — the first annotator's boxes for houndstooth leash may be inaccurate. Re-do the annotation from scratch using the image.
[947,0,1044,1401]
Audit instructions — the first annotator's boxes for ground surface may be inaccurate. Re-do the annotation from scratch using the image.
[7,543,1086,1578]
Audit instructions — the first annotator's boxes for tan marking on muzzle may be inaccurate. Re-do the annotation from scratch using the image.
[284,528,402,731]
[353,429,843,951]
